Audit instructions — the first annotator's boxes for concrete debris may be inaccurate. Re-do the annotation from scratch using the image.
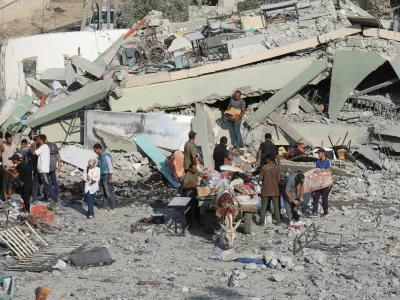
[70,55,105,79]
[246,60,328,128]
[59,146,97,170]
[25,77,52,94]
[94,124,137,152]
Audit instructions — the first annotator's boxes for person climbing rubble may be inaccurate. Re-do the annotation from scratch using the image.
[1,132,16,200]
[184,131,198,172]
[82,158,100,219]
[311,148,331,218]
[256,133,280,166]
[283,172,304,224]
[225,90,246,148]
[258,154,282,226]
[34,286,51,300]
[31,135,59,205]
[93,143,115,214]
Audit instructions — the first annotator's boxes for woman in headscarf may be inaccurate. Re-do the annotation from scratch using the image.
[83,158,100,219]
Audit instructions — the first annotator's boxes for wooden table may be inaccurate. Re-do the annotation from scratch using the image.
[167,197,192,236]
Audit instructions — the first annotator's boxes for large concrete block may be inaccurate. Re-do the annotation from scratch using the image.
[328,50,386,119]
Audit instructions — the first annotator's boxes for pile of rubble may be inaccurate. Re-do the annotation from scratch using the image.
[0,0,400,195]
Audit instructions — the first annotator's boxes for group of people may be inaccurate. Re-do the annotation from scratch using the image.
[0,133,61,214]
[0,130,115,220]
[182,126,332,227]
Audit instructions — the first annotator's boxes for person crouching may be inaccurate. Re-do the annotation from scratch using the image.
[83,158,100,219]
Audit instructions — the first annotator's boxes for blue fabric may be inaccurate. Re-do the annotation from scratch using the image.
[235,257,265,265]
[98,151,112,174]
[316,158,331,169]
[22,148,33,173]
[85,191,95,217]
[100,174,114,209]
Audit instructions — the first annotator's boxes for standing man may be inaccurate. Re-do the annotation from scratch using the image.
[5,154,33,213]
[182,163,207,224]
[93,143,115,214]
[184,131,198,171]
[31,135,58,203]
[257,133,280,166]
[258,154,281,226]
[0,132,16,200]
[226,90,246,148]
[311,148,331,218]
[213,136,232,172]
[46,139,61,199]
[283,172,304,224]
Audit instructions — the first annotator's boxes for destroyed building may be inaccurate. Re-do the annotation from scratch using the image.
[0,0,398,186]
[2,0,400,299]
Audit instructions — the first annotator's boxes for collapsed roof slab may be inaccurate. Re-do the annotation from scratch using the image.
[124,25,361,88]
[25,80,112,128]
[328,50,387,120]
[268,111,311,146]
[246,60,328,128]
[40,68,66,84]
[1,94,34,131]
[26,77,51,94]
[110,58,315,113]
[70,55,105,79]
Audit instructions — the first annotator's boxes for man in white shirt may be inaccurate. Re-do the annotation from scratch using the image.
[31,134,58,203]
[0,132,16,199]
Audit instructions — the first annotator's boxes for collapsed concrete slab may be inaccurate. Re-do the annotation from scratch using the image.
[135,136,179,188]
[25,80,112,128]
[59,146,97,170]
[121,25,361,87]
[94,124,138,152]
[1,94,34,131]
[328,50,387,120]
[354,145,384,169]
[268,112,311,145]
[84,110,192,151]
[40,68,66,84]
[110,58,315,113]
[70,55,105,79]
[297,94,315,113]
[192,104,213,168]
[25,77,51,94]
[246,60,328,128]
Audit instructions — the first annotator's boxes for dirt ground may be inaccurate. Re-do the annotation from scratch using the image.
[1,194,399,300]
[0,2,84,41]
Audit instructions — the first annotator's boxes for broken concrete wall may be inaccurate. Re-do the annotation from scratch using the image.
[110,58,315,112]
[0,30,127,104]
[84,110,192,151]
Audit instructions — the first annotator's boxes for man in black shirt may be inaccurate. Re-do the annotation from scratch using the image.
[4,153,33,213]
[257,133,280,166]
[213,136,232,172]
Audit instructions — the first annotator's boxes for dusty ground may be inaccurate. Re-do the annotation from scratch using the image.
[1,192,400,300]
[0,2,84,41]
